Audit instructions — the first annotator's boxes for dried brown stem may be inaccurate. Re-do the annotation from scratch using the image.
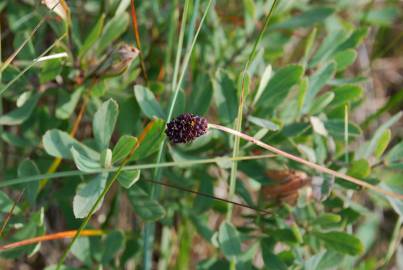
[208,123,403,201]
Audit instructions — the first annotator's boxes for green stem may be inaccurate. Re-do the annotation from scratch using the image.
[227,0,280,222]
[57,140,142,269]
[0,154,275,188]
[383,216,403,267]
[0,33,67,97]
[144,1,213,269]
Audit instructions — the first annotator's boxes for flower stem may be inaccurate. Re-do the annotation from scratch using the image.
[208,123,403,201]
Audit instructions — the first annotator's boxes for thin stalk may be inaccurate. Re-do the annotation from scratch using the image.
[0,20,3,178]
[208,123,403,201]
[56,135,142,269]
[145,1,213,269]
[0,230,104,251]
[383,216,403,267]
[0,189,24,236]
[0,154,275,188]
[0,0,62,74]
[164,0,179,81]
[0,33,67,97]
[144,1,191,268]
[171,0,190,93]
[144,179,270,215]
[344,104,349,164]
[227,0,279,222]
[130,0,148,83]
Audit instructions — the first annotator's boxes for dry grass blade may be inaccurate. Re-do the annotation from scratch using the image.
[130,0,148,82]
[209,123,403,201]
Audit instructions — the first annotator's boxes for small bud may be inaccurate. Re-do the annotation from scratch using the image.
[165,113,208,144]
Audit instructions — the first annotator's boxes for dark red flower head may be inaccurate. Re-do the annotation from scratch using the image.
[165,113,208,144]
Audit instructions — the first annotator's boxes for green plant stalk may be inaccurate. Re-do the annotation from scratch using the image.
[157,223,173,270]
[170,0,190,94]
[0,154,275,188]
[0,0,62,74]
[164,0,179,81]
[56,140,142,269]
[344,104,349,164]
[143,1,191,269]
[0,33,67,97]
[0,20,3,176]
[383,216,403,266]
[227,0,280,222]
[145,1,213,269]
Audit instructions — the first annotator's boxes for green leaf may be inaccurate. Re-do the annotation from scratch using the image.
[187,74,213,116]
[385,141,403,169]
[374,129,391,159]
[112,135,138,164]
[18,159,40,204]
[101,230,125,264]
[333,49,357,71]
[314,213,342,227]
[131,119,165,160]
[79,14,105,58]
[272,7,334,29]
[261,238,287,270]
[42,129,100,160]
[118,170,140,189]
[329,84,363,108]
[56,87,83,119]
[100,148,112,168]
[39,57,63,84]
[303,62,336,113]
[336,28,368,52]
[71,147,101,173]
[315,231,364,255]
[305,251,345,270]
[0,191,20,214]
[93,99,119,150]
[257,65,303,115]
[309,30,349,67]
[0,92,40,125]
[127,186,165,221]
[364,7,400,26]
[73,173,108,219]
[71,237,91,265]
[218,221,242,258]
[1,131,36,148]
[134,85,165,119]
[213,70,238,124]
[253,64,272,105]
[96,12,129,55]
[324,119,361,140]
[363,112,402,159]
[247,115,280,131]
[347,159,371,179]
[0,209,44,258]
[309,92,335,115]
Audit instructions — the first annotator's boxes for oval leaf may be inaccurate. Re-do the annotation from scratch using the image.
[118,170,140,189]
[71,147,101,173]
[93,99,119,150]
[127,186,165,221]
[43,129,100,160]
[315,231,364,256]
[134,85,165,119]
[73,173,108,219]
[0,93,40,125]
